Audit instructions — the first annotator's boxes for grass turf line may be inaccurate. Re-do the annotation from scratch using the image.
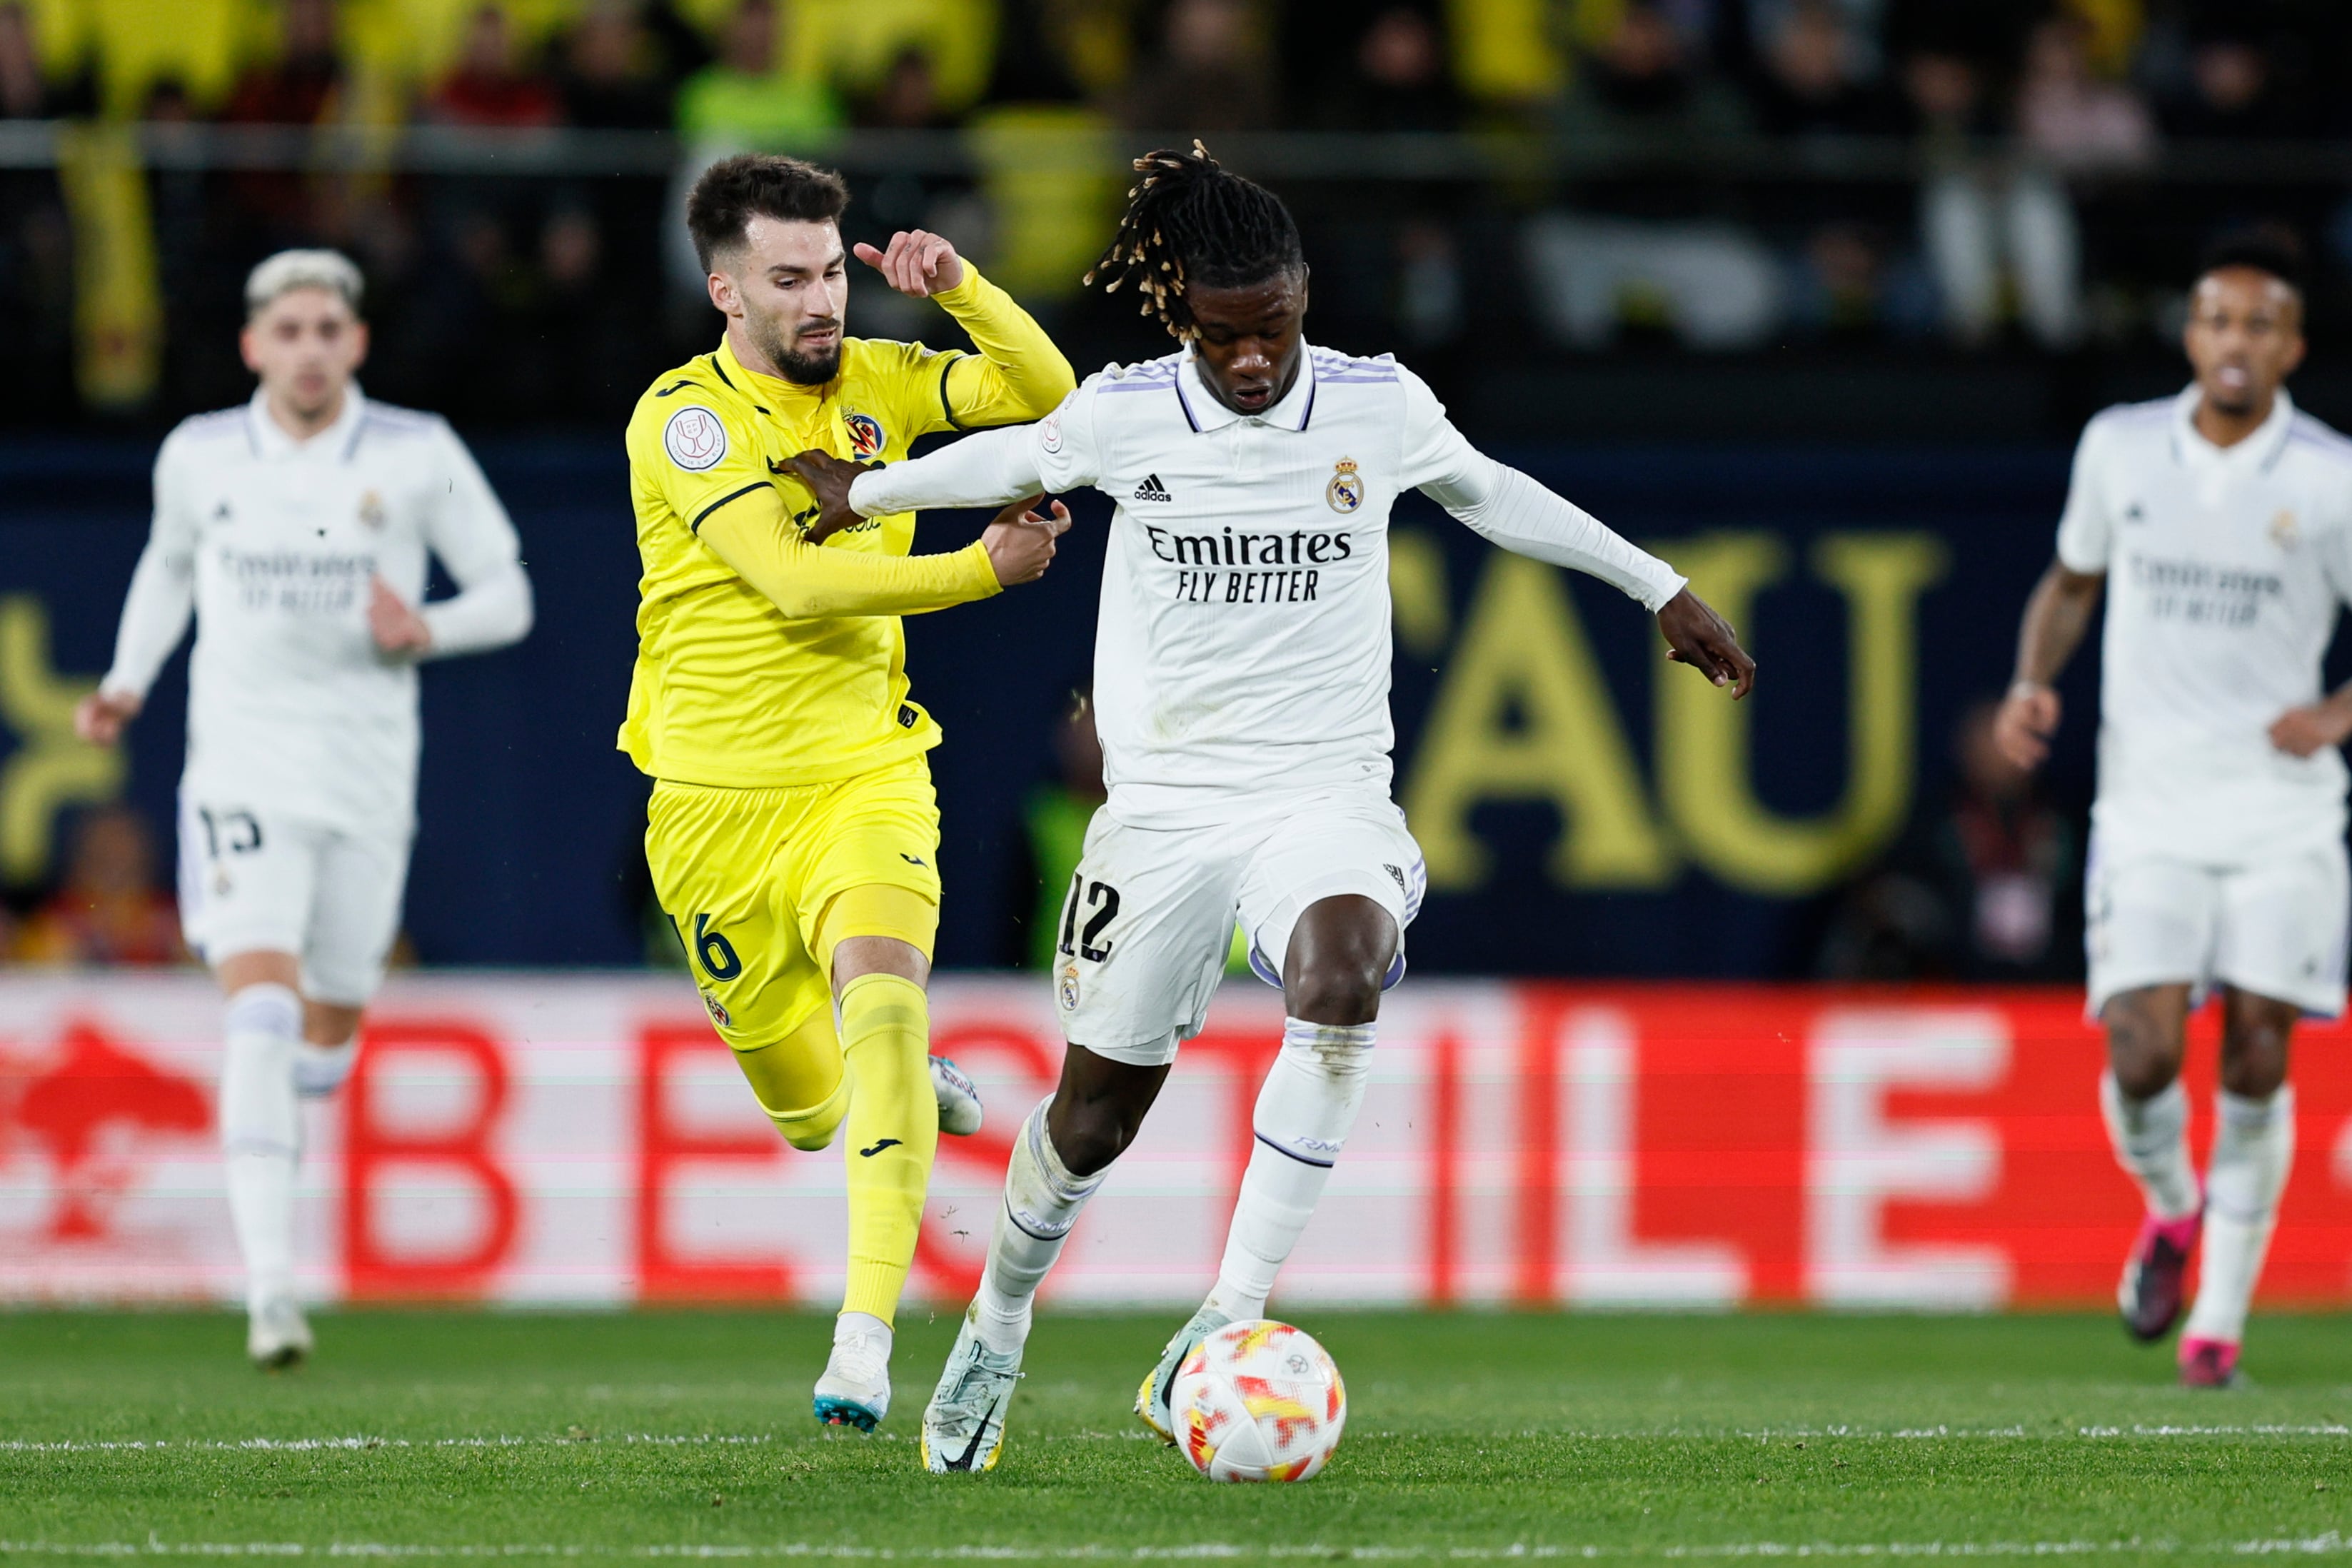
[1,1310,2348,1562]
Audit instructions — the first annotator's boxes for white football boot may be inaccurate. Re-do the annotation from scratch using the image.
[246,1294,313,1371]
[931,1056,983,1137]
[1135,1304,1232,1442]
[813,1314,893,1430]
[921,1305,1025,1474]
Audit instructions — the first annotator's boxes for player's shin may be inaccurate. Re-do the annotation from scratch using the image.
[838,973,939,1326]
[1206,1019,1377,1322]
[2099,1071,2201,1220]
[2183,1085,2296,1349]
[975,1100,1108,1353]
[218,983,304,1315]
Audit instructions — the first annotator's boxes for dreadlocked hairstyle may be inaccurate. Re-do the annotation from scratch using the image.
[1084,141,1304,338]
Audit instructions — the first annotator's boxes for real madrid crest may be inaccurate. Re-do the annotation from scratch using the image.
[2271,508,2301,551]
[1326,458,1364,514]
[357,488,386,530]
[1057,965,1081,1011]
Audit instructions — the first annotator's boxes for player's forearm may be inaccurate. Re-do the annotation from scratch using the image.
[419,561,534,660]
[1437,461,1687,612]
[848,425,1045,518]
[101,542,196,699]
[2012,562,2104,687]
[701,510,1001,618]
[933,266,1077,423]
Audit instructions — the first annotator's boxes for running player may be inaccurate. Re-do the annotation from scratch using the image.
[1996,232,2352,1389]
[788,144,1757,1472]
[623,154,1072,1430]
[75,249,535,1368]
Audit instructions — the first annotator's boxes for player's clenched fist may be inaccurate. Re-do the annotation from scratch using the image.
[854,230,966,300]
[74,689,141,745]
[1994,681,2061,770]
[982,496,1070,586]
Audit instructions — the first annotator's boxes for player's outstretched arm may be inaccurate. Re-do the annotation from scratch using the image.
[78,493,199,745]
[789,430,1050,544]
[1657,588,1757,699]
[700,488,1065,620]
[856,231,1077,426]
[1994,560,2104,770]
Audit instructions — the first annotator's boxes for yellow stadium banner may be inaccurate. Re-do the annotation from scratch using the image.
[55,123,164,413]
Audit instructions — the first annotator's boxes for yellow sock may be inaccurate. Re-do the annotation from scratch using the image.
[734,1009,848,1152]
[837,972,938,1327]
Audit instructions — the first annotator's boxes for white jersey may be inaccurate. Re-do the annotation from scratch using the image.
[101,387,533,836]
[854,345,1684,830]
[2057,386,2352,865]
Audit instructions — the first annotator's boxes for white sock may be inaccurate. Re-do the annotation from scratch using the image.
[2183,1086,2296,1345]
[291,1039,356,1097]
[1205,1018,1376,1322]
[973,1100,1105,1355]
[2098,1072,2200,1221]
[218,983,303,1316]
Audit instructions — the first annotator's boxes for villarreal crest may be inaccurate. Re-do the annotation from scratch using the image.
[845,411,886,460]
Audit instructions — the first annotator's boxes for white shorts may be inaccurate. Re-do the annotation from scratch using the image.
[1051,793,1426,1065]
[177,792,411,1007]
[2086,838,2350,1017]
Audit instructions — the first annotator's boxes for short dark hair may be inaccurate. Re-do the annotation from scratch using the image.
[1085,141,1304,337]
[2197,226,2308,296]
[686,154,850,273]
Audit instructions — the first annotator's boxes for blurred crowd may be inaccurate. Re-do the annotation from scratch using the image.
[3,0,2352,423]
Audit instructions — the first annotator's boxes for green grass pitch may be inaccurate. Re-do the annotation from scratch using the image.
[4,1309,2349,1563]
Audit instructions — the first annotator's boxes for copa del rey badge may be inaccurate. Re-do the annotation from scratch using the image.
[664,406,727,471]
[1326,457,1364,513]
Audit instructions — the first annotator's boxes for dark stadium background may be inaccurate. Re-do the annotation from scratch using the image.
[6,0,2352,980]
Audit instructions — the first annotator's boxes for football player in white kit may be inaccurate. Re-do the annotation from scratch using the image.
[790,144,1756,1471]
[74,250,535,1367]
[1996,233,2352,1388]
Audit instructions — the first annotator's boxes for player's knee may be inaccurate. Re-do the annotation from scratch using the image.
[2219,993,2295,1099]
[2103,993,2184,1100]
[1282,897,1395,1025]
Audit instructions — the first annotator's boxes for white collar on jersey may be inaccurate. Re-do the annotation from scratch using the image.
[1172,347,1317,434]
[245,381,370,463]
[2169,380,2295,471]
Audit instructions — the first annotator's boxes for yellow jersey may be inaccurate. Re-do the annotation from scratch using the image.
[620,266,1074,788]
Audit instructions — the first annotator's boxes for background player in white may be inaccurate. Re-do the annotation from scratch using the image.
[74,250,534,1368]
[1996,233,2352,1389]
[790,144,1756,1472]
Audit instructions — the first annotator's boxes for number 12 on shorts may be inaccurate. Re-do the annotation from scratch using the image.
[1058,875,1120,963]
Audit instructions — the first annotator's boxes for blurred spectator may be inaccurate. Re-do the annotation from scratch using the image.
[858,46,948,131]
[674,0,843,147]
[1306,4,1461,132]
[0,1,81,423]
[558,2,675,129]
[1815,699,2082,983]
[1120,0,1276,135]
[1577,1,1702,123]
[2160,28,2298,140]
[1889,0,2084,348]
[1748,0,1891,136]
[428,5,560,129]
[223,0,345,127]
[2017,14,2156,173]
[14,806,186,969]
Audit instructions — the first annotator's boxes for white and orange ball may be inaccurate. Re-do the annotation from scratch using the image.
[1169,1320,1346,1482]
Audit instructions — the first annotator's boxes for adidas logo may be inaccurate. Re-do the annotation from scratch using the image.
[1132,473,1174,503]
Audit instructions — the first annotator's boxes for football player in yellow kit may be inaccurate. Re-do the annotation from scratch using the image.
[622,154,1075,1429]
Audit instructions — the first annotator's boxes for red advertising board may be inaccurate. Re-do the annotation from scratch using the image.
[1,975,2348,1309]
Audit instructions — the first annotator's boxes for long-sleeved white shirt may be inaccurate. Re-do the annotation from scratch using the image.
[852,346,1684,828]
[103,386,533,835]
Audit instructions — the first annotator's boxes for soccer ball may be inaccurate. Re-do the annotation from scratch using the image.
[1169,1319,1346,1482]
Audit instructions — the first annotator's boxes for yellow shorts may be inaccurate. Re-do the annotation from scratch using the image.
[645,754,942,1051]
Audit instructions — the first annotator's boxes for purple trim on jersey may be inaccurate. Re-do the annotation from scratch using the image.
[1172,373,1202,432]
